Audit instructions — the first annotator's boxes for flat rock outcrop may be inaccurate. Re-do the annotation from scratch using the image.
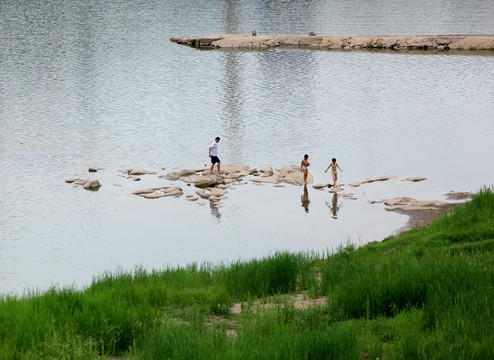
[252,165,313,185]
[66,178,102,191]
[133,186,184,199]
[171,34,494,51]
[349,175,397,187]
[406,177,427,182]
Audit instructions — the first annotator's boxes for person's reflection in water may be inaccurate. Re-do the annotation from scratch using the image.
[301,185,310,213]
[210,201,221,220]
[326,192,340,219]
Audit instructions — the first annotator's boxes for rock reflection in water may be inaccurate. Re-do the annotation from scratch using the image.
[301,185,310,213]
[326,192,340,219]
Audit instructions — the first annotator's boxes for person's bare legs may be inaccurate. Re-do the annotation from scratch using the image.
[333,173,337,187]
[304,169,308,184]
[217,162,223,174]
[210,163,215,174]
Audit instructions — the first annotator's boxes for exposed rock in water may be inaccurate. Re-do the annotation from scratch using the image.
[196,189,213,199]
[133,186,182,198]
[313,183,331,189]
[252,165,314,185]
[349,175,397,187]
[132,189,157,195]
[129,170,153,176]
[406,177,427,182]
[259,166,274,176]
[142,193,166,199]
[444,191,471,200]
[163,186,184,197]
[171,34,494,51]
[329,185,345,193]
[368,200,386,204]
[67,178,102,191]
[82,179,102,191]
[88,168,97,173]
[193,177,218,188]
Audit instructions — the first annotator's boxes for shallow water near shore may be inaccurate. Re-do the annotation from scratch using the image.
[1,0,494,294]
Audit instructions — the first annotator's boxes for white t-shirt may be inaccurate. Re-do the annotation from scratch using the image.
[210,140,218,157]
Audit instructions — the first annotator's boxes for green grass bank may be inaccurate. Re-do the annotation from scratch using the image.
[1,187,493,359]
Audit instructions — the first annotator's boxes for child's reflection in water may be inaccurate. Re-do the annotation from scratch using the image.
[326,192,340,219]
[301,185,310,213]
[210,201,221,219]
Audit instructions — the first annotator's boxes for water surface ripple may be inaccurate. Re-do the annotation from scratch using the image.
[1,0,494,294]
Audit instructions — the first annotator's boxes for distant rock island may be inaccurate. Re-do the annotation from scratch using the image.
[171,34,494,51]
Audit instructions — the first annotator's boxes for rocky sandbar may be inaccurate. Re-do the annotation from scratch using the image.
[171,34,494,51]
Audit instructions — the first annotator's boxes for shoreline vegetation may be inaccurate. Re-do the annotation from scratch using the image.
[170,34,494,51]
[1,187,493,359]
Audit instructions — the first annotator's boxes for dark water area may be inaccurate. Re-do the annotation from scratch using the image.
[1,0,494,294]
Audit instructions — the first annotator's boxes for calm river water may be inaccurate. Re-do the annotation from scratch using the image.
[1,0,494,295]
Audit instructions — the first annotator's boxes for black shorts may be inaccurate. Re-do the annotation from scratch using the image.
[211,156,220,164]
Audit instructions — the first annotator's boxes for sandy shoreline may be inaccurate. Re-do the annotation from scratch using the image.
[171,34,494,51]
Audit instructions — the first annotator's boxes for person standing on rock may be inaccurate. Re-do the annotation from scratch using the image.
[325,158,343,188]
[209,137,223,174]
[300,154,310,185]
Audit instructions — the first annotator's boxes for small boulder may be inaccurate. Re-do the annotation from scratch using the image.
[83,179,102,191]
[88,168,97,173]
[65,178,79,183]
[194,177,217,188]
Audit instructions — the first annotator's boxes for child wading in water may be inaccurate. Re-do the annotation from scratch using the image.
[300,154,310,185]
[325,158,343,187]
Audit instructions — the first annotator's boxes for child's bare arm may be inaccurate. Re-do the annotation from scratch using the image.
[325,165,330,173]
[337,163,343,171]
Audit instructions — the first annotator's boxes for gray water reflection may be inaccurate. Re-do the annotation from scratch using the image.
[301,185,310,213]
[1,0,494,294]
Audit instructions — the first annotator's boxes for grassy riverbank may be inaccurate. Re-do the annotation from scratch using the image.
[1,187,493,359]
